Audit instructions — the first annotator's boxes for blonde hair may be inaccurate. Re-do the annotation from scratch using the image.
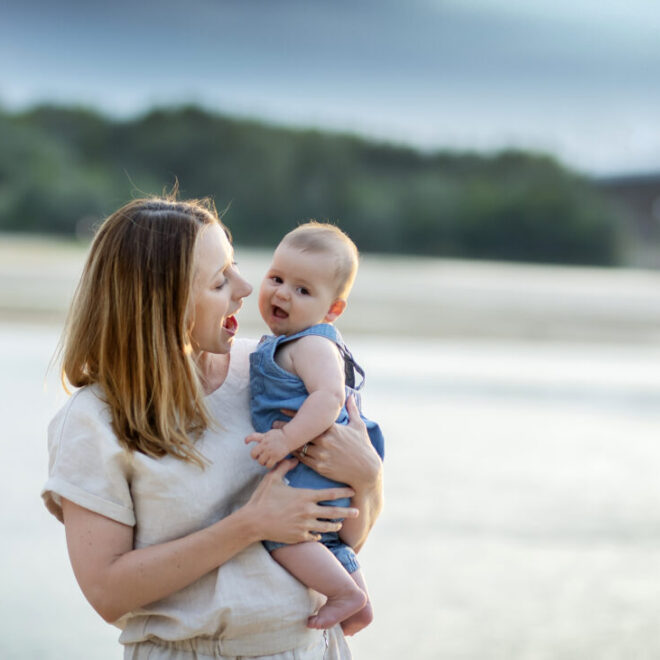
[281,221,359,298]
[61,196,227,466]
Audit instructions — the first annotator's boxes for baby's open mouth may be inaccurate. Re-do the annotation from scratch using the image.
[272,306,288,319]
[223,315,238,335]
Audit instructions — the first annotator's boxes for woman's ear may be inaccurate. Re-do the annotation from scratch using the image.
[324,299,347,323]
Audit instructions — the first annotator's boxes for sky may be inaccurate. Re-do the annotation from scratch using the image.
[2,0,659,176]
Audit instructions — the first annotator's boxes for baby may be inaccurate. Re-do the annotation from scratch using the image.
[246,221,384,636]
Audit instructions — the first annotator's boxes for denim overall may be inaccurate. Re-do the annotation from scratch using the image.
[249,323,385,572]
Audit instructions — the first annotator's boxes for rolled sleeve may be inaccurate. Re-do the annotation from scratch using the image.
[41,387,135,526]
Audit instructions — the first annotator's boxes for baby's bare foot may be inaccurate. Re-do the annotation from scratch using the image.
[341,600,374,636]
[307,590,367,631]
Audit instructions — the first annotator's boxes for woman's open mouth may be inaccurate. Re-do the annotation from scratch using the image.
[222,315,238,336]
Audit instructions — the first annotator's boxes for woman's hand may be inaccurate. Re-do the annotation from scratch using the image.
[244,458,358,544]
[288,397,382,493]
[279,397,384,551]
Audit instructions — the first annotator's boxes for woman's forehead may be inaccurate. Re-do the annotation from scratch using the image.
[194,224,232,277]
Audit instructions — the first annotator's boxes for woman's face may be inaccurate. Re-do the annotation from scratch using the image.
[189,223,252,355]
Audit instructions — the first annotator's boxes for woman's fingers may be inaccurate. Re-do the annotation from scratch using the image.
[308,486,355,503]
[268,458,298,480]
[293,441,315,461]
[345,395,366,429]
[250,465,359,544]
[311,520,343,534]
[271,409,295,431]
[316,505,359,520]
[344,394,359,422]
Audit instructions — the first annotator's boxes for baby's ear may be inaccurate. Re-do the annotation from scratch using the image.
[325,299,346,322]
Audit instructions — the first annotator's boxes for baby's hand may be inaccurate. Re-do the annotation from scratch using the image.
[245,429,291,469]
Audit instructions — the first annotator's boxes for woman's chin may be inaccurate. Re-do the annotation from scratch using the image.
[214,337,233,354]
[196,334,236,357]
[220,326,239,350]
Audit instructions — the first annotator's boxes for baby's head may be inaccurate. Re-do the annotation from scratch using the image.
[258,221,359,336]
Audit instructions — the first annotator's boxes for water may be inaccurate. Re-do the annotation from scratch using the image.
[3,323,660,659]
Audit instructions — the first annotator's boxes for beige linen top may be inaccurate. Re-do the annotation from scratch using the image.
[41,338,325,656]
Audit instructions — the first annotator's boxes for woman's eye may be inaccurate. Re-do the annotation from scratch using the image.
[215,280,226,290]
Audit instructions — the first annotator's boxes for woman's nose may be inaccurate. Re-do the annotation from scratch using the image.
[234,273,253,299]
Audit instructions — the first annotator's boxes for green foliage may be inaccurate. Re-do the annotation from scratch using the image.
[0,104,623,265]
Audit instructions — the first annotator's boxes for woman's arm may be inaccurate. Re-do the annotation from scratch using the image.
[62,458,357,623]
[292,397,384,552]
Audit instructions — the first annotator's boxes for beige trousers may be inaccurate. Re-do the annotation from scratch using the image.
[123,626,351,660]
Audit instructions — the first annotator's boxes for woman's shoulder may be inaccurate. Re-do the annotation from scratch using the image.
[47,384,123,465]
[50,385,108,427]
[49,384,110,433]
[44,384,135,525]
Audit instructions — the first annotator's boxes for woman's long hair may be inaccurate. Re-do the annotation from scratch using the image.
[61,196,226,466]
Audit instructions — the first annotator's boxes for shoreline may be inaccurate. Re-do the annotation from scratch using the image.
[2,233,660,343]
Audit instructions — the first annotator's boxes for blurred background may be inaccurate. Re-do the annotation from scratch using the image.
[2,1,660,658]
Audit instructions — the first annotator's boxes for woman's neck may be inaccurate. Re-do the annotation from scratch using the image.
[195,351,230,395]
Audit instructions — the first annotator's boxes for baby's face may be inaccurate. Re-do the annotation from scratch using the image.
[258,244,340,336]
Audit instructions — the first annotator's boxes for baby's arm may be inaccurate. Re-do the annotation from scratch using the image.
[246,335,346,468]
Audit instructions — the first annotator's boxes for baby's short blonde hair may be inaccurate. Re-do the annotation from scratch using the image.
[280,221,359,299]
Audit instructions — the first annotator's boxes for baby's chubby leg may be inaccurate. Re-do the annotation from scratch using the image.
[340,568,373,636]
[271,542,367,630]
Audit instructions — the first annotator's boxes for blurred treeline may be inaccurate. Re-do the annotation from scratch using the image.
[0,104,623,265]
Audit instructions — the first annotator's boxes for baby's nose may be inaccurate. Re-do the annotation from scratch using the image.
[274,286,289,300]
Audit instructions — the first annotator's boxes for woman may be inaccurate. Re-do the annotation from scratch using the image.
[41,197,383,659]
